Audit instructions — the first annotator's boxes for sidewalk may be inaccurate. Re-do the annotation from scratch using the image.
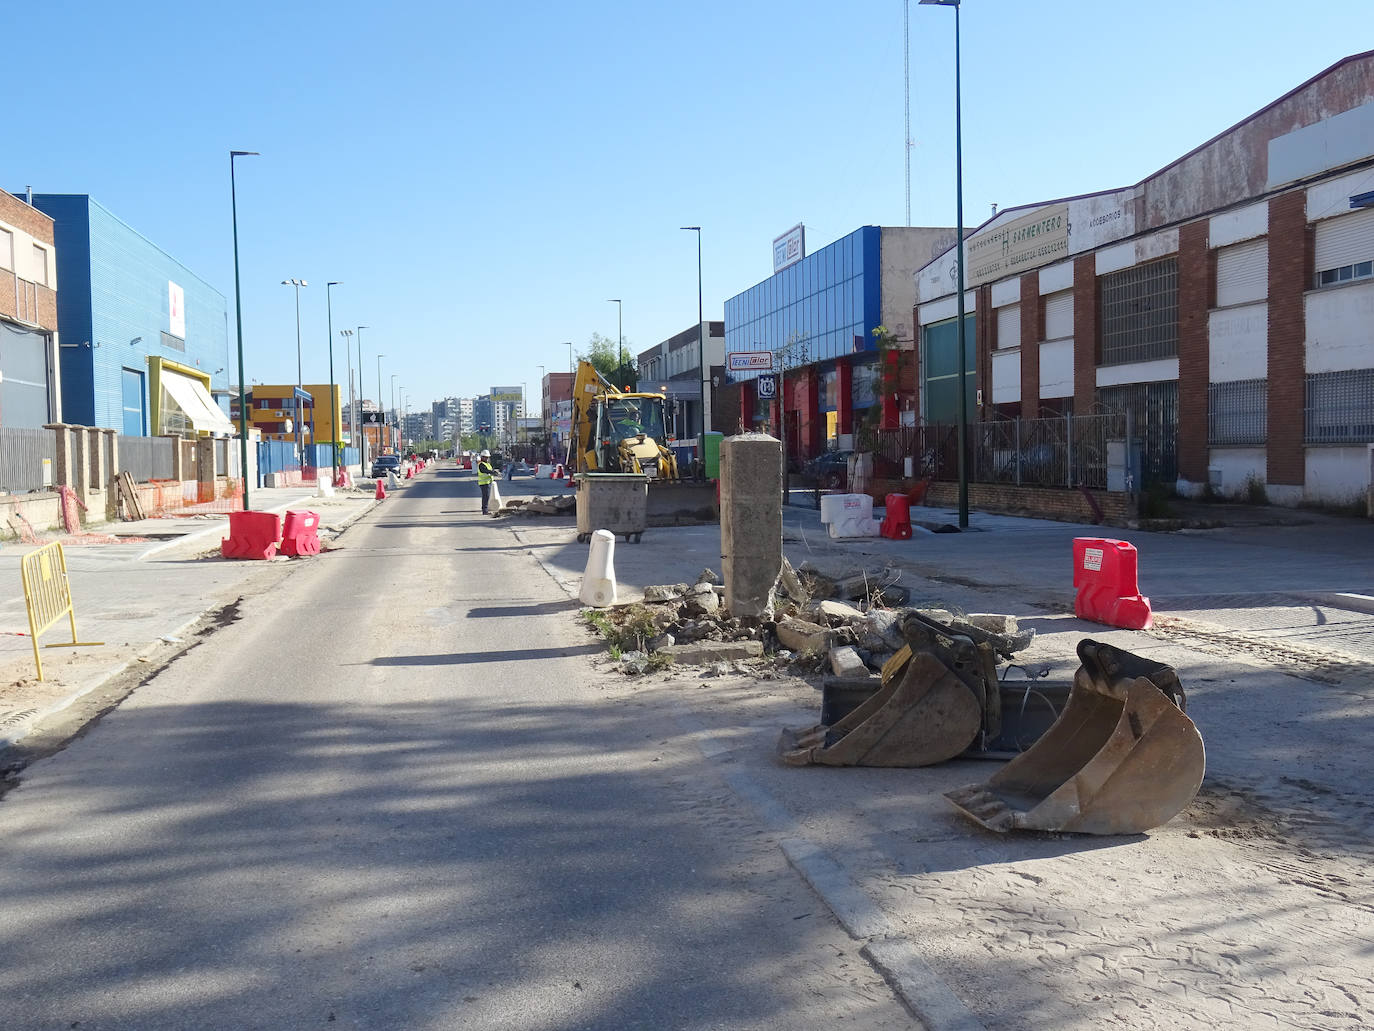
[0,478,395,749]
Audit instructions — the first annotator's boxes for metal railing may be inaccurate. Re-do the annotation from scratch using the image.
[117,435,175,482]
[0,426,57,493]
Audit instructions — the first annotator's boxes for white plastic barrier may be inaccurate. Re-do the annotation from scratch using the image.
[579,529,618,607]
[386,469,401,490]
[536,464,554,478]
[316,472,335,498]
[825,493,881,538]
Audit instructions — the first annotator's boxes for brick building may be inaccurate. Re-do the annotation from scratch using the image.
[914,51,1374,506]
[0,191,61,427]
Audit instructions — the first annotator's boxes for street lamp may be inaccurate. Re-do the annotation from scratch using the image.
[229,149,258,510]
[281,278,308,466]
[537,364,545,426]
[340,328,354,471]
[606,298,623,381]
[563,341,574,376]
[920,0,969,528]
[681,226,705,450]
[326,281,342,481]
[356,326,369,460]
[376,353,386,450]
[391,374,398,449]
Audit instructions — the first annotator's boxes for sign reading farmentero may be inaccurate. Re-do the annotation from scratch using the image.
[966,204,1070,287]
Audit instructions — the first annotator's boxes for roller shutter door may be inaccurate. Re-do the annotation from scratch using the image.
[1044,290,1073,340]
[1314,206,1374,273]
[1215,238,1268,307]
[996,304,1020,350]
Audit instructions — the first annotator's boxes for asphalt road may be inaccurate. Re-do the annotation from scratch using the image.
[0,466,915,1030]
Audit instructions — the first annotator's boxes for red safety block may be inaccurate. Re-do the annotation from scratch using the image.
[221,510,282,560]
[1073,537,1152,630]
[879,493,913,540]
[280,509,321,557]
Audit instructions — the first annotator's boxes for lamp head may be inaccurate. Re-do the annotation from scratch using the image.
[230,150,259,157]
[680,226,700,231]
[328,280,341,286]
[918,0,959,5]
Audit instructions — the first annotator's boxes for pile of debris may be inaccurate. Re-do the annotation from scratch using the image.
[588,558,1033,681]
[494,494,577,518]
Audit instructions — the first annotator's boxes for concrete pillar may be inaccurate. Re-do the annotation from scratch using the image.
[720,433,782,620]
[69,426,91,497]
[163,435,185,480]
[102,430,119,521]
[85,427,107,519]
[44,423,74,490]
[196,436,217,503]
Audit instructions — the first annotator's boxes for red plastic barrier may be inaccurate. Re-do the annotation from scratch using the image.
[879,493,913,540]
[1073,537,1152,630]
[221,510,282,560]
[280,509,321,557]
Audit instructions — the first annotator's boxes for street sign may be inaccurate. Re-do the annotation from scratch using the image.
[362,411,384,424]
[727,351,774,373]
[757,374,778,400]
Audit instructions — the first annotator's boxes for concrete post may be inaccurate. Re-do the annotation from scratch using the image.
[102,430,119,521]
[163,435,184,481]
[44,423,73,491]
[84,427,107,521]
[720,432,783,619]
[69,426,91,497]
[196,436,217,503]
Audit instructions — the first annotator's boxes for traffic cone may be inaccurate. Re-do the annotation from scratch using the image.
[406,465,414,479]
[375,478,386,501]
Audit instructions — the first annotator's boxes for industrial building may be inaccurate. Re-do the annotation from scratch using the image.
[0,191,60,427]
[720,225,955,459]
[636,321,725,443]
[914,50,1374,506]
[28,193,231,437]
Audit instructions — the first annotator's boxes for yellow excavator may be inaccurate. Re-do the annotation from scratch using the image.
[568,361,680,480]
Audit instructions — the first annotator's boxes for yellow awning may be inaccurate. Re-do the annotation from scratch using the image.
[160,371,236,437]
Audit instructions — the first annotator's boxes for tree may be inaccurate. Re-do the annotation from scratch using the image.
[580,332,636,390]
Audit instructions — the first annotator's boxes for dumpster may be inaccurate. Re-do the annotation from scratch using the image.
[576,473,648,544]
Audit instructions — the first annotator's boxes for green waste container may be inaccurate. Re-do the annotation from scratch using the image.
[703,432,724,480]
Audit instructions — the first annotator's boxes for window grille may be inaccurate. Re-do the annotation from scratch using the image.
[1305,369,1374,443]
[1099,258,1178,366]
[1097,380,1178,485]
[1208,379,1267,445]
[160,331,186,352]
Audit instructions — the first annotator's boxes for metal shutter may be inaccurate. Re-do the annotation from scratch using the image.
[1314,206,1374,273]
[1215,238,1268,307]
[996,304,1020,350]
[1044,290,1073,340]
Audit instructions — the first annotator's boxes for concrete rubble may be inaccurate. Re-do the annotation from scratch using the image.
[492,493,577,518]
[586,558,1033,679]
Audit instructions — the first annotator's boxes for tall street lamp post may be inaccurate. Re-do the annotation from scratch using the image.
[356,326,369,461]
[391,374,398,449]
[340,328,354,472]
[325,281,342,481]
[680,226,705,455]
[229,149,258,510]
[606,298,623,382]
[282,278,308,466]
[920,0,969,528]
[564,341,574,376]
[376,353,386,451]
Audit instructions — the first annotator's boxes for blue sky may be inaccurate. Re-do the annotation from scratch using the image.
[11,1,1371,410]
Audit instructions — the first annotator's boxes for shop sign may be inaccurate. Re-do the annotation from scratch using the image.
[772,223,806,273]
[756,374,778,400]
[728,351,774,373]
[965,204,1070,287]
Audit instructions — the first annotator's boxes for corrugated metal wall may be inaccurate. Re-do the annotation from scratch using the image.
[0,427,56,492]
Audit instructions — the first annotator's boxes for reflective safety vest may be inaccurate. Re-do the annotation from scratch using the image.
[477,461,494,485]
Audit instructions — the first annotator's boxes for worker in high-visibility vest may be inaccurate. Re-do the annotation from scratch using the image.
[477,449,495,514]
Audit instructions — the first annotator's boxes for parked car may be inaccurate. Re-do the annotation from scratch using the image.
[807,450,853,490]
[370,454,402,478]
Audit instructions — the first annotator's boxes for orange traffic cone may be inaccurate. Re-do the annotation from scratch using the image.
[406,465,414,479]
[375,478,386,501]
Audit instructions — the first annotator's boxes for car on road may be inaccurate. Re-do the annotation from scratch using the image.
[806,449,853,490]
[370,454,402,478]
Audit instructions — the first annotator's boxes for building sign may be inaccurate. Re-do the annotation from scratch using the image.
[965,204,1071,287]
[490,386,522,403]
[772,223,806,273]
[362,411,384,425]
[756,374,778,400]
[727,351,774,373]
[168,281,185,338]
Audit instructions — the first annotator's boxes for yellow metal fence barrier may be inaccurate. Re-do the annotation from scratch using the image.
[20,541,103,680]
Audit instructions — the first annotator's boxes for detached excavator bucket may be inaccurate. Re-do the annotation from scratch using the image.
[945,640,1205,835]
[778,648,983,767]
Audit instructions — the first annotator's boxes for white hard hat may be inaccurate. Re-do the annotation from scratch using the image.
[481,449,490,457]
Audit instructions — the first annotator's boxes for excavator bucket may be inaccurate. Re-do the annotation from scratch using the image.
[945,640,1205,835]
[778,643,985,768]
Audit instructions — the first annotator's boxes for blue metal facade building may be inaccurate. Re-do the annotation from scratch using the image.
[724,226,883,382]
[31,195,228,435]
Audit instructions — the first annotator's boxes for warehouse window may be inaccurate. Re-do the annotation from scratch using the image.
[32,244,48,286]
[1099,258,1178,366]
[1314,206,1374,288]
[1305,369,1374,443]
[995,304,1019,349]
[0,228,12,270]
[1208,379,1267,445]
[1316,260,1373,288]
[160,331,186,352]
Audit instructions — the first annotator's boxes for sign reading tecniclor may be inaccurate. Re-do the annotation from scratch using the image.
[966,204,1070,287]
[773,223,805,273]
[727,351,774,373]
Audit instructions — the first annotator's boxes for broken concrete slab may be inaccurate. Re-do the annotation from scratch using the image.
[829,645,870,678]
[964,613,1019,635]
[807,599,866,624]
[776,616,831,654]
[658,640,765,665]
[695,567,721,585]
[643,583,690,603]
